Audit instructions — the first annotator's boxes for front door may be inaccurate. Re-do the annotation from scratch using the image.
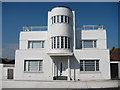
[53,58,68,80]
[58,60,67,76]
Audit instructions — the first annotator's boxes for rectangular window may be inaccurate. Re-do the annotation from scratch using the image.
[82,40,97,48]
[24,60,43,72]
[28,41,45,49]
[80,60,99,71]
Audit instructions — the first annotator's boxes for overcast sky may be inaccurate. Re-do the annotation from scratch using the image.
[1,2,119,59]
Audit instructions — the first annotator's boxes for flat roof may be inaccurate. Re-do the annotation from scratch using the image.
[50,6,72,11]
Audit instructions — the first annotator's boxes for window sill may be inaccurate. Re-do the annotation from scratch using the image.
[80,71,101,74]
[24,71,44,73]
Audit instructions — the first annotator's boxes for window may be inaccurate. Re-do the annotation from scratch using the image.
[82,40,97,48]
[24,60,43,72]
[51,36,70,49]
[57,15,59,23]
[61,37,64,48]
[28,41,45,49]
[51,15,69,24]
[57,36,60,48]
[80,60,99,71]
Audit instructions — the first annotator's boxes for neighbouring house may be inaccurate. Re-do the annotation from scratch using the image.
[110,48,120,79]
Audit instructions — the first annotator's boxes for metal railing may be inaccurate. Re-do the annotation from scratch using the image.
[23,25,104,31]
[23,26,48,31]
[76,25,104,30]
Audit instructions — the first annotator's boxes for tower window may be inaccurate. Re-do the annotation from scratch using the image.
[51,36,70,49]
[51,15,69,24]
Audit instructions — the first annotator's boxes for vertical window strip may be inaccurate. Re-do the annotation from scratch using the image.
[57,15,59,23]
[68,37,70,48]
[54,37,56,48]
[57,36,59,48]
[61,15,63,22]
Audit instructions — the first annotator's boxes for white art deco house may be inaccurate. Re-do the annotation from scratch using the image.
[14,6,111,81]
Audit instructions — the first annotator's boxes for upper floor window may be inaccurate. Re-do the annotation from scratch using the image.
[80,60,99,71]
[51,15,69,24]
[24,60,43,72]
[82,40,97,48]
[51,36,70,49]
[28,41,45,49]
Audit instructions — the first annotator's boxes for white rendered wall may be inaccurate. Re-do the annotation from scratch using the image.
[74,49,110,80]
[15,49,53,80]
[19,31,48,49]
[81,29,107,49]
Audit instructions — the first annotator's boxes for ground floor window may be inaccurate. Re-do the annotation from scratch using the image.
[24,60,43,72]
[80,60,99,71]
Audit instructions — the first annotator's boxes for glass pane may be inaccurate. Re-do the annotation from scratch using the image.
[65,16,67,23]
[96,60,99,71]
[54,16,56,23]
[39,61,42,71]
[61,15,63,22]
[42,41,44,48]
[54,37,56,48]
[65,37,68,48]
[85,60,95,71]
[61,37,64,48]
[68,38,70,48]
[29,61,39,71]
[57,37,59,48]
[83,40,93,48]
[57,16,59,23]
[80,60,83,71]
[32,41,41,48]
[94,40,97,48]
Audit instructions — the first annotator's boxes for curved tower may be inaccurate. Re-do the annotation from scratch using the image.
[48,6,75,54]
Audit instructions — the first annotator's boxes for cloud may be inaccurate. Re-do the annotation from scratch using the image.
[2,43,18,59]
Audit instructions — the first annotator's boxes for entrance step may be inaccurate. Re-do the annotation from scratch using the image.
[53,76,67,80]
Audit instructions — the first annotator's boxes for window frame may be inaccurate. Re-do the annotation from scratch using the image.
[51,36,70,49]
[51,15,70,24]
[80,60,99,72]
[82,40,97,48]
[28,40,45,49]
[24,60,43,72]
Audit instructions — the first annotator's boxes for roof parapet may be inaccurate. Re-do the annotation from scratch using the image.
[23,26,47,32]
[76,25,104,30]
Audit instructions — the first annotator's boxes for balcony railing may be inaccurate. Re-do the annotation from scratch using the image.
[76,25,104,30]
[23,25,104,31]
[23,26,48,31]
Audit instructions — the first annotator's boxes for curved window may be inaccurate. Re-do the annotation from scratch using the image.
[51,15,69,24]
[51,36,70,49]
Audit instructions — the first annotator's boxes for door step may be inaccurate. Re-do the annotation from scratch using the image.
[53,76,67,80]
